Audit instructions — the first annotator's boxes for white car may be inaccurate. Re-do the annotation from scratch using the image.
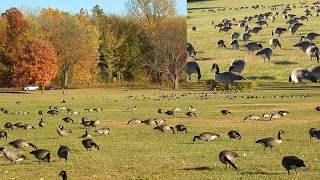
[22,84,39,91]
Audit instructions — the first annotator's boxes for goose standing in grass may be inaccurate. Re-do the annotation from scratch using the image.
[217,40,226,48]
[300,32,320,42]
[289,68,318,84]
[186,61,201,81]
[256,48,273,62]
[186,111,196,118]
[59,171,67,180]
[0,147,26,163]
[241,32,251,42]
[38,118,45,128]
[4,122,13,130]
[219,26,232,33]
[193,132,220,143]
[57,125,72,137]
[221,110,232,115]
[289,24,298,35]
[272,27,287,36]
[309,128,318,140]
[57,145,70,161]
[0,131,8,139]
[316,106,320,111]
[175,124,187,133]
[230,40,239,49]
[243,42,262,54]
[308,65,320,79]
[153,125,175,133]
[269,38,281,49]
[282,156,306,174]
[211,63,245,85]
[80,130,93,139]
[9,139,37,150]
[305,46,319,63]
[255,130,284,150]
[187,43,196,57]
[219,150,239,170]
[82,139,99,150]
[228,131,241,140]
[229,59,245,74]
[165,110,174,116]
[30,149,51,163]
[293,41,315,52]
[248,27,262,34]
[231,32,240,39]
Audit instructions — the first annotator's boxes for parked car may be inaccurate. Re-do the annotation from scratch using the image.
[22,84,39,91]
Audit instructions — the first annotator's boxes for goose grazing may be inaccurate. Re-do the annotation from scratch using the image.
[186,61,201,81]
[256,20,268,27]
[59,171,67,180]
[217,40,226,48]
[22,124,35,130]
[0,131,8,139]
[270,113,282,120]
[256,48,273,62]
[229,59,245,74]
[80,130,92,139]
[127,118,141,125]
[309,128,318,140]
[38,118,45,128]
[255,130,284,150]
[282,156,306,174]
[228,131,241,140]
[57,125,72,137]
[38,110,43,115]
[4,122,13,130]
[57,145,70,161]
[305,46,319,63]
[289,68,318,84]
[94,128,111,135]
[186,111,196,118]
[230,39,239,49]
[272,27,287,36]
[47,109,59,116]
[293,41,315,52]
[9,139,37,150]
[244,115,260,120]
[221,110,232,115]
[278,111,289,116]
[211,63,245,84]
[289,24,298,35]
[231,32,240,39]
[175,124,187,133]
[141,119,156,126]
[300,32,320,42]
[248,26,262,34]
[193,132,220,143]
[187,43,196,57]
[243,42,263,54]
[308,65,320,79]
[62,117,74,123]
[316,106,320,111]
[269,38,281,49]
[154,118,166,125]
[30,149,51,163]
[89,120,100,128]
[165,110,174,116]
[219,150,239,170]
[0,147,26,163]
[81,118,92,128]
[157,109,163,114]
[153,125,175,134]
[192,26,197,31]
[82,139,100,150]
[261,113,271,120]
[219,26,232,33]
[188,106,196,112]
[241,32,251,42]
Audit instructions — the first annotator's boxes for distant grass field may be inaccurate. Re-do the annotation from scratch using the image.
[0,86,320,179]
[187,0,320,82]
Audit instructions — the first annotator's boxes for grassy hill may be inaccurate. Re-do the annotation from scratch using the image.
[187,0,320,82]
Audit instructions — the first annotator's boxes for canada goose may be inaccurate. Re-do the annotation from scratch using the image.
[141,119,156,126]
[94,128,111,135]
[269,38,281,49]
[243,42,263,54]
[282,156,306,174]
[270,113,282,120]
[244,115,260,120]
[80,130,92,138]
[4,122,13,130]
[154,125,175,134]
[243,25,249,32]
[316,106,320,111]
[241,32,251,42]
[300,32,320,42]
[30,149,51,163]
[0,147,26,162]
[57,125,72,137]
[305,46,319,63]
[82,139,100,150]
[38,110,43,115]
[23,124,35,130]
[289,68,318,83]
[81,118,92,128]
[248,27,262,34]
[228,131,241,140]
[289,24,298,35]
[186,111,196,117]
[61,99,66,103]
[217,40,226,48]
[255,130,284,150]
[173,107,182,112]
[231,32,240,39]
[256,48,273,62]
[127,118,142,125]
[57,145,70,161]
[272,27,287,36]
[229,59,245,74]
[188,106,196,112]
[219,27,232,33]
[309,128,318,140]
[47,109,59,116]
[9,139,37,150]
[186,61,201,81]
[187,43,196,57]
[256,20,268,26]
[211,63,245,84]
[38,118,45,128]
[278,111,289,116]
[165,110,174,116]
[175,124,187,133]
[157,109,163,114]
[127,106,137,111]
[230,39,239,49]
[193,132,220,143]
[221,110,232,115]
[62,117,74,123]
[219,150,239,170]
[262,113,271,120]
[154,118,166,125]
[286,19,298,25]
[59,170,67,180]
[192,26,197,31]
[89,120,100,127]
[308,65,320,79]
[293,41,315,52]
[0,131,7,139]
[270,16,275,22]
[13,122,25,128]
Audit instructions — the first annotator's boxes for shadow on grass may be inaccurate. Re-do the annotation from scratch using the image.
[0,91,28,94]
[194,57,212,61]
[246,76,276,81]
[242,171,283,175]
[180,166,213,171]
[273,61,298,65]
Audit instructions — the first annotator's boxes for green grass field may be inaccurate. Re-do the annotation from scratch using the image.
[0,86,320,179]
[187,0,320,82]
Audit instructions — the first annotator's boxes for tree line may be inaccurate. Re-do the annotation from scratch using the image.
[0,0,187,89]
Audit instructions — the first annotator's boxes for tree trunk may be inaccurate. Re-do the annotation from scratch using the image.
[41,86,44,94]
[63,70,69,87]
[173,77,179,89]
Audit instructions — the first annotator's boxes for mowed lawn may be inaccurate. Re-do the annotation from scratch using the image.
[0,86,320,179]
[187,0,320,82]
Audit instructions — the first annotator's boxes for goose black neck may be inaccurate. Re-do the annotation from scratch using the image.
[215,64,220,73]
[278,132,282,140]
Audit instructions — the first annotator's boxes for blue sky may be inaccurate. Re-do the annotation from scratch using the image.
[0,0,186,15]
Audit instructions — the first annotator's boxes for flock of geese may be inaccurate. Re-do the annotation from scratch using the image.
[187,1,320,85]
